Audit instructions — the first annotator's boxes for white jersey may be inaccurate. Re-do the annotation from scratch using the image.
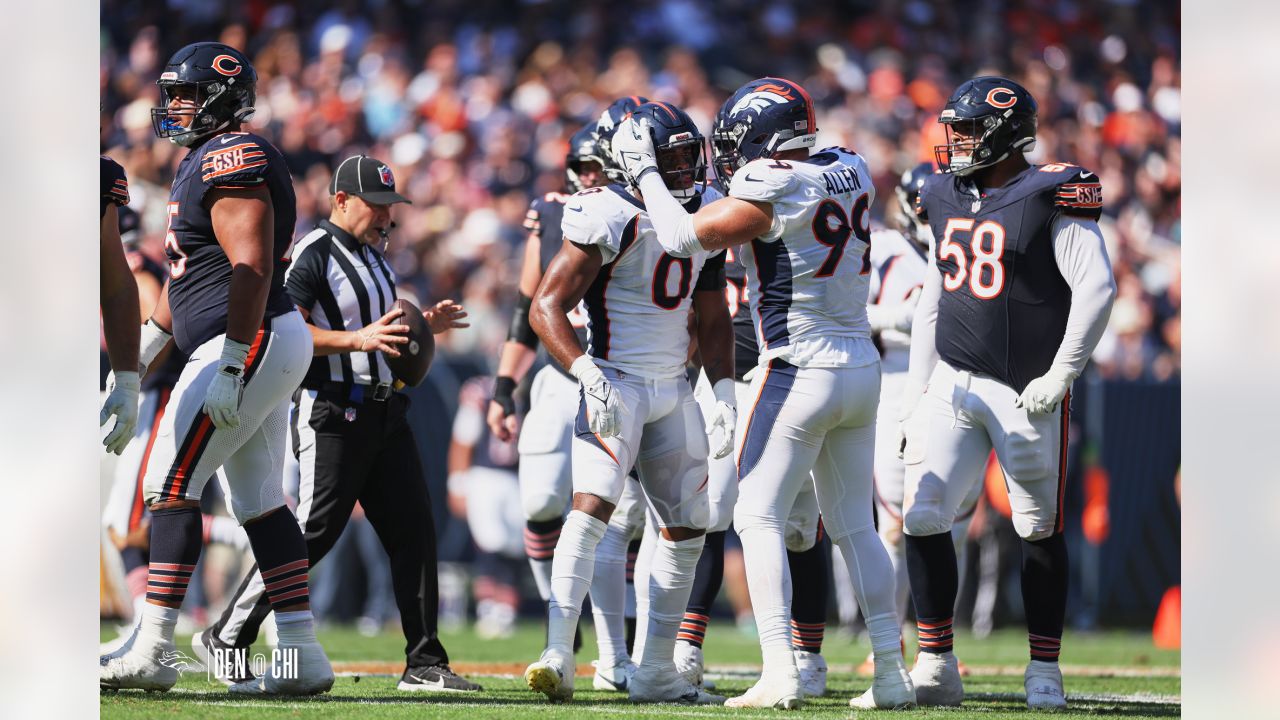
[563,183,724,380]
[728,146,879,369]
[868,227,928,371]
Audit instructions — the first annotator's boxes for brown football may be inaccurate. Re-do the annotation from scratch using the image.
[384,298,435,386]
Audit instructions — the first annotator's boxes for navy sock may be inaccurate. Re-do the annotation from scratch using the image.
[788,538,828,652]
[1021,533,1068,662]
[905,532,957,654]
[244,508,311,611]
[145,506,203,607]
[678,530,725,647]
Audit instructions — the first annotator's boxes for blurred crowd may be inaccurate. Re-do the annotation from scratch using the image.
[100,0,1180,634]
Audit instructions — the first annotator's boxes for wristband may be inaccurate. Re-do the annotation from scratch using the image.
[569,355,605,386]
[220,337,252,369]
[493,376,517,416]
[711,378,737,408]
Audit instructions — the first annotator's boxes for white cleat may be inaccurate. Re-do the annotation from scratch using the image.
[228,642,334,696]
[910,651,964,706]
[724,668,803,709]
[629,665,724,704]
[1024,660,1068,710]
[794,650,827,697]
[592,658,636,692]
[99,639,181,692]
[525,649,575,702]
[850,652,916,710]
[675,641,710,688]
[99,623,140,658]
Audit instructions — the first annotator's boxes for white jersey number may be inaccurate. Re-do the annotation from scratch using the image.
[940,218,1007,299]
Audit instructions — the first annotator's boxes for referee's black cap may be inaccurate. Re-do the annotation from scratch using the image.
[331,155,410,205]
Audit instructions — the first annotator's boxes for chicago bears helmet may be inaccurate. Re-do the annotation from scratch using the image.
[565,121,608,193]
[711,77,817,192]
[595,95,650,183]
[151,42,257,147]
[894,162,936,249]
[624,101,707,201]
[934,76,1037,176]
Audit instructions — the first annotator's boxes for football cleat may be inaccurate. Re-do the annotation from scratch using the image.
[190,626,254,686]
[849,652,916,710]
[99,639,181,692]
[629,665,725,704]
[794,650,827,697]
[591,658,636,692]
[227,641,333,696]
[674,641,705,687]
[99,622,139,658]
[1024,660,1068,710]
[724,668,803,710]
[910,651,964,706]
[525,648,575,702]
[398,663,483,692]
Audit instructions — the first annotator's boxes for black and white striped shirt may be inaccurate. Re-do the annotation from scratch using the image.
[285,219,398,388]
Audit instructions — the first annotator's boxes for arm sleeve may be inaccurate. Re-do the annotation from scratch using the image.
[694,250,727,291]
[902,244,942,419]
[637,171,703,257]
[562,193,620,263]
[1048,215,1117,379]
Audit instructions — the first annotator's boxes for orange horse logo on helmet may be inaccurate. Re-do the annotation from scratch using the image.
[985,87,1019,109]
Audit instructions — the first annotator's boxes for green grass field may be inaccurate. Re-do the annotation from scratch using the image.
[101,621,1180,719]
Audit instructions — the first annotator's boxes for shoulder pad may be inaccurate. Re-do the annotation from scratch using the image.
[561,186,638,263]
[917,173,951,221]
[728,157,797,203]
[101,156,129,207]
[200,132,272,187]
[1045,165,1103,220]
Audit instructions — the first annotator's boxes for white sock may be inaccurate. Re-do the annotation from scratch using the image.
[879,528,911,626]
[529,558,553,602]
[138,603,179,647]
[274,610,317,645]
[547,511,606,655]
[637,534,704,672]
[590,521,631,666]
[736,518,794,668]
[629,520,658,664]
[833,525,900,653]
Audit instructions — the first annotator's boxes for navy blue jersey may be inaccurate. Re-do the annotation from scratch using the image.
[163,131,298,353]
[723,246,759,381]
[101,156,129,218]
[919,163,1102,393]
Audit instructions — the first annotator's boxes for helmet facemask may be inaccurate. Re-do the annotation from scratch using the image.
[152,78,255,147]
[935,112,1036,176]
[655,133,706,201]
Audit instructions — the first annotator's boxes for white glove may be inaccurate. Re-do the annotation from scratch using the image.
[610,115,658,184]
[1015,367,1073,415]
[203,339,250,429]
[100,370,140,455]
[706,378,738,460]
[138,318,173,378]
[571,355,623,437]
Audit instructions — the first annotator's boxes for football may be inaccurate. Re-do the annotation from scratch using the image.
[384,298,434,387]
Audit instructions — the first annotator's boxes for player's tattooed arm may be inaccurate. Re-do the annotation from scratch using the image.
[530,238,603,372]
[208,185,274,345]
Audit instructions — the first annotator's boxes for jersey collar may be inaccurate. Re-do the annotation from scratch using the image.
[319,219,362,253]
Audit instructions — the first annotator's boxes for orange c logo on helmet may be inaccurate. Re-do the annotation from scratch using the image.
[211,55,242,77]
[985,87,1018,109]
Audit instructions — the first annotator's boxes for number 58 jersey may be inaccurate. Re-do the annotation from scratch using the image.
[563,184,726,380]
[727,147,878,369]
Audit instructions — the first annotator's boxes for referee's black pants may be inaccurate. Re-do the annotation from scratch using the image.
[209,386,448,668]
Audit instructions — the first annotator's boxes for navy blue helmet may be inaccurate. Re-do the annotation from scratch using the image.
[152,42,257,147]
[894,162,936,249]
[595,95,650,183]
[934,76,1037,176]
[625,101,706,201]
[711,77,817,192]
[565,120,608,193]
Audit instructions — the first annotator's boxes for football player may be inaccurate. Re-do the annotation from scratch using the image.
[613,77,914,710]
[866,164,982,667]
[100,42,332,695]
[486,99,649,690]
[898,77,1116,709]
[100,156,141,455]
[523,101,732,705]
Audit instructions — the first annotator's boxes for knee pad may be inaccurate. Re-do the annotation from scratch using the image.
[1013,514,1056,542]
[1001,431,1053,481]
[903,503,953,537]
[784,521,817,553]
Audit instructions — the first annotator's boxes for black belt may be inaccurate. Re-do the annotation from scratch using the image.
[312,380,395,402]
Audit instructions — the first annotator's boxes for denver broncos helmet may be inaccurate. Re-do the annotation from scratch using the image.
[711,77,817,192]
[565,120,608,193]
[894,162,936,249]
[934,76,1037,176]
[595,95,650,183]
[623,101,707,201]
[152,42,257,147]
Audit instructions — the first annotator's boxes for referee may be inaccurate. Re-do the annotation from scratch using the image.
[193,155,479,692]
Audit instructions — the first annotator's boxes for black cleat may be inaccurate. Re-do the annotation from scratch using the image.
[191,626,255,686]
[397,664,483,692]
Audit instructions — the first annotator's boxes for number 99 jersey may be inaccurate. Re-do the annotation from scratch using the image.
[918,163,1102,393]
[163,131,298,354]
[563,184,726,380]
[727,146,878,369]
